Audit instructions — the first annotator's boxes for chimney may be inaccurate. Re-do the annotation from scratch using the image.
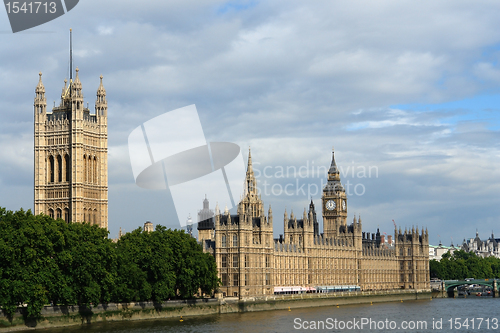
[381,235,385,244]
[388,235,393,244]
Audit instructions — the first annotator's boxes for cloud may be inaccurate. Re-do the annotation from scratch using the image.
[1,0,500,244]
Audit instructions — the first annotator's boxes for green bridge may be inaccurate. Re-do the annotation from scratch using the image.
[436,279,499,297]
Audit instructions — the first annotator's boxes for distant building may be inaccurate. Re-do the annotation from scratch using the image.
[198,195,214,222]
[186,215,193,236]
[429,242,457,261]
[462,231,500,258]
[144,221,154,232]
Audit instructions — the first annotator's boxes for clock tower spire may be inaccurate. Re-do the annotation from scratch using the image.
[322,147,347,238]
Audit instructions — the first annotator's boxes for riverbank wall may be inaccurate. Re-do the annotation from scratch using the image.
[0,289,431,332]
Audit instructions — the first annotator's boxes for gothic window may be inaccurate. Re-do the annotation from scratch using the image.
[233,273,239,286]
[221,274,227,286]
[244,274,248,286]
[265,274,270,285]
[56,208,62,220]
[49,155,54,183]
[266,255,270,268]
[48,208,54,219]
[233,234,238,247]
[88,156,92,183]
[221,254,227,267]
[94,209,98,226]
[221,234,226,247]
[57,155,63,182]
[93,157,97,183]
[64,208,69,223]
[83,155,87,182]
[65,154,70,182]
[245,255,248,267]
[233,255,238,268]
[407,248,411,256]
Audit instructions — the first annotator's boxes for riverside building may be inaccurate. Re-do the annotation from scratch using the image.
[198,149,430,297]
[33,48,108,228]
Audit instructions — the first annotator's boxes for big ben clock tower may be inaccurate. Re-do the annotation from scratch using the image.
[322,148,347,238]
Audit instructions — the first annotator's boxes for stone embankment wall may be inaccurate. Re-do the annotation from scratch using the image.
[0,289,431,332]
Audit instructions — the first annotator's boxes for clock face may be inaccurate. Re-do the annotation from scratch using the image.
[342,200,346,211]
[326,200,336,211]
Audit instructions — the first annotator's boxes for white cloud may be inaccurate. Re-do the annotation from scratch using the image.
[1,0,500,243]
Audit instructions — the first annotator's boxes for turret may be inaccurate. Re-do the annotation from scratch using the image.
[96,74,107,117]
[34,72,47,118]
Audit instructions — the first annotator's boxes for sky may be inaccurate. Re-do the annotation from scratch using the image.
[1,0,500,246]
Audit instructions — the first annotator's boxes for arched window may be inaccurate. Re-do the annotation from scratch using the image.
[48,208,54,219]
[57,155,62,182]
[64,208,69,223]
[49,155,54,183]
[93,157,97,183]
[83,155,87,182]
[65,154,70,182]
[88,156,92,183]
[56,208,62,220]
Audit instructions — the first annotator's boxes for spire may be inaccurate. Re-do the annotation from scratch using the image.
[268,204,272,215]
[309,198,315,211]
[97,75,106,95]
[247,146,253,172]
[69,28,73,83]
[74,67,80,82]
[244,147,257,196]
[203,195,209,209]
[34,72,46,114]
[96,74,107,117]
[36,72,44,90]
[325,146,343,193]
[329,146,339,174]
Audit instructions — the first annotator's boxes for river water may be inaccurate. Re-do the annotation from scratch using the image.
[33,297,500,332]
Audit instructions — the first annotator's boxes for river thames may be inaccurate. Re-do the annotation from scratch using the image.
[33,297,500,332]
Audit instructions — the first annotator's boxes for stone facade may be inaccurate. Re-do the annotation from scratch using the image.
[462,231,500,258]
[198,149,430,297]
[34,68,108,229]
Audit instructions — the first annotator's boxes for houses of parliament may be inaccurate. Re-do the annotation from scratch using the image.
[32,40,428,297]
[198,149,430,297]
[33,65,108,229]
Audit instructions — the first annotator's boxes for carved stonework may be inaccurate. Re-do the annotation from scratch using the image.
[34,68,108,229]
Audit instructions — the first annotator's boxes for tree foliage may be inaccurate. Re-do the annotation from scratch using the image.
[0,207,219,319]
[430,249,500,280]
